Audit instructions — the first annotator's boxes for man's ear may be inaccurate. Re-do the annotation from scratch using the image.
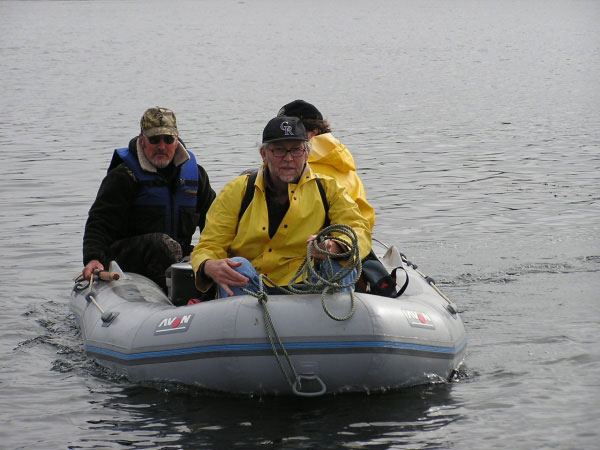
[259,145,266,162]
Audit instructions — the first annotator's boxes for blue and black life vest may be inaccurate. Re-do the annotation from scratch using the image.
[108,146,199,243]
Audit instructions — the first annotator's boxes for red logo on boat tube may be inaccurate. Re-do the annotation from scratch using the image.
[402,310,435,329]
[154,314,194,335]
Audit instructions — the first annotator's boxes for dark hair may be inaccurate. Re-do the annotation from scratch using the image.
[302,118,331,135]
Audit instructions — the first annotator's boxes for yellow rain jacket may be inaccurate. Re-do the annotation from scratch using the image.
[191,164,371,290]
[308,133,375,231]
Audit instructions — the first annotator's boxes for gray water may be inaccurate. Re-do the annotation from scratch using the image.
[1,0,599,448]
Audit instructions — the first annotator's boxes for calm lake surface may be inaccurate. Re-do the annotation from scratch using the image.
[1,0,599,448]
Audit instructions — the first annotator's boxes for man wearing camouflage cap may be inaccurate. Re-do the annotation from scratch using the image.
[81,107,215,293]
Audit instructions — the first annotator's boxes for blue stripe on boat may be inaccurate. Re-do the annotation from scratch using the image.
[87,338,467,362]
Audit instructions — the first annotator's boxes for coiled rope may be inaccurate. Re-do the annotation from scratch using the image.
[241,224,363,391]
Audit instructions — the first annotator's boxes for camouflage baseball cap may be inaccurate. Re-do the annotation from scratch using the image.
[140,107,179,137]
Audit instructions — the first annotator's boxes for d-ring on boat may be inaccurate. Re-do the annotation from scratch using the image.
[70,239,467,396]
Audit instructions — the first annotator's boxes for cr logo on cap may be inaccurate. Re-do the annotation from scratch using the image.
[280,121,294,136]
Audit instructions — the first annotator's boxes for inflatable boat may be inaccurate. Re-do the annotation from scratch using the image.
[70,242,467,396]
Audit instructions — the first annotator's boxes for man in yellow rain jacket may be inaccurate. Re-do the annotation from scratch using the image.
[191,116,371,298]
[277,100,375,232]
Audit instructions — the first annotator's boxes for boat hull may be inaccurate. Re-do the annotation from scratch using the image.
[71,263,466,395]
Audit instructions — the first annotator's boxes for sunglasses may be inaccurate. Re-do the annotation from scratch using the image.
[147,135,176,145]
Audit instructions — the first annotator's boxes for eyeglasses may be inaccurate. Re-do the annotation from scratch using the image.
[269,146,306,158]
[147,135,176,145]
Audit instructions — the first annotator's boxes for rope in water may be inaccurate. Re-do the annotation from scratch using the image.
[241,224,363,390]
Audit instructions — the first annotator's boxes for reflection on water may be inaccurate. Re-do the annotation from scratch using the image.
[79,384,462,449]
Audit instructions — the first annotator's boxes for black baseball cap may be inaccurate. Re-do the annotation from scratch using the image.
[277,99,323,121]
[262,116,308,143]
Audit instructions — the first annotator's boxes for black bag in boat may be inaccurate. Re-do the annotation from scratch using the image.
[356,255,409,298]
[166,262,216,306]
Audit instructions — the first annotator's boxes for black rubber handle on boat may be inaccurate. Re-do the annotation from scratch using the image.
[391,266,410,298]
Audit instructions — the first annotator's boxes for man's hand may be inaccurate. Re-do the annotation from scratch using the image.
[82,260,104,280]
[203,259,249,296]
[307,235,345,260]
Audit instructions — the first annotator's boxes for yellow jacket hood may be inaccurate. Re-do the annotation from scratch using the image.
[308,133,356,173]
[307,133,375,231]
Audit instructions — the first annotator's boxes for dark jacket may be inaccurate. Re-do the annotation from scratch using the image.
[83,137,216,266]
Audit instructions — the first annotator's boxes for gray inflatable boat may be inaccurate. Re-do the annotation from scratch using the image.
[70,244,467,396]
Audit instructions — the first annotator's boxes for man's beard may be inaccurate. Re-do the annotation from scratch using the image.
[150,153,171,169]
